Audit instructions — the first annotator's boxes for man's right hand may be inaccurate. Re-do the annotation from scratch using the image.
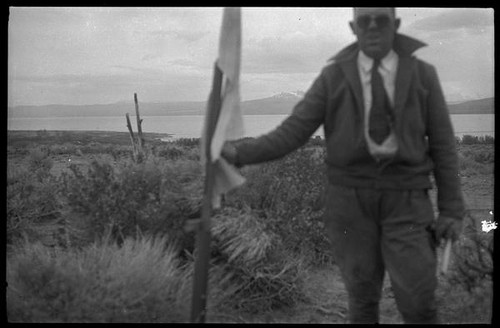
[221,141,238,165]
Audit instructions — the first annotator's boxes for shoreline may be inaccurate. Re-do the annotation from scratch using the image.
[7,130,174,138]
[7,111,495,119]
[7,129,495,141]
[7,130,177,148]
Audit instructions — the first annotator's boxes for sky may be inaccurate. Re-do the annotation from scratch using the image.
[8,7,494,106]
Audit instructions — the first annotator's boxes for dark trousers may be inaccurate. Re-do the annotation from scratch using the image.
[323,184,438,324]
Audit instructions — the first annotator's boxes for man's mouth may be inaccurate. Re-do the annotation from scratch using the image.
[366,34,381,42]
[366,37,381,47]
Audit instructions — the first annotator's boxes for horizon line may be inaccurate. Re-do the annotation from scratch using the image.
[8,95,494,108]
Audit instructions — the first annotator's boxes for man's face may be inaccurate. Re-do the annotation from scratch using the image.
[349,8,400,59]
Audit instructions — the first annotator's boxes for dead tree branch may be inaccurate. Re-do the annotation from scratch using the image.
[126,113,139,162]
[134,93,145,150]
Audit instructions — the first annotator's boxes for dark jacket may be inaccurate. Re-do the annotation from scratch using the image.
[234,34,465,220]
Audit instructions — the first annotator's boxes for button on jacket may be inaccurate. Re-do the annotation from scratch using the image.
[234,33,465,221]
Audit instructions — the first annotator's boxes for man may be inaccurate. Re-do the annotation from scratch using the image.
[221,7,464,324]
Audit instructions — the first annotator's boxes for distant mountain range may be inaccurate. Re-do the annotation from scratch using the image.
[8,92,493,118]
[444,97,494,115]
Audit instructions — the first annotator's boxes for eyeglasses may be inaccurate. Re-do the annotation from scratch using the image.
[356,14,391,30]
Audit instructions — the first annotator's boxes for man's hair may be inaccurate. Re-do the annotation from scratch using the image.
[353,7,396,18]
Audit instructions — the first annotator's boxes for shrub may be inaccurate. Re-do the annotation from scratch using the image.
[225,146,331,265]
[155,139,201,161]
[210,208,309,313]
[7,236,194,322]
[438,211,493,323]
[458,134,494,145]
[28,147,53,175]
[7,162,63,247]
[36,129,49,138]
[59,157,202,250]
[447,212,493,292]
[472,151,494,164]
[48,143,79,156]
[157,146,185,160]
[174,138,200,148]
[458,153,493,176]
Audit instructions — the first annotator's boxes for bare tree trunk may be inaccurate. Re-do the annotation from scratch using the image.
[134,93,145,150]
[126,113,138,162]
[125,93,147,163]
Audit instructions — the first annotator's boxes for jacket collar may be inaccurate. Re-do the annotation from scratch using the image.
[331,34,426,128]
[329,33,427,62]
[358,49,398,75]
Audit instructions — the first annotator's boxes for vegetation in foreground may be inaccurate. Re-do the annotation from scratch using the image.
[6,131,494,323]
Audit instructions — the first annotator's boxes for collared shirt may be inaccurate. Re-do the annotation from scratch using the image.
[357,49,399,160]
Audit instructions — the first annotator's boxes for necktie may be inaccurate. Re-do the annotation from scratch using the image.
[368,59,392,144]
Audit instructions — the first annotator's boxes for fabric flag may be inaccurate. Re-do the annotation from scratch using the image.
[200,7,245,208]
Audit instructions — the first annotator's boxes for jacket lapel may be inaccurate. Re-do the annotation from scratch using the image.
[329,33,426,128]
[393,56,415,125]
[338,58,365,121]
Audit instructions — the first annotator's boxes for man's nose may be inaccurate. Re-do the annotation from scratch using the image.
[367,17,378,29]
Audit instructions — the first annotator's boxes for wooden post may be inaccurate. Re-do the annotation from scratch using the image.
[190,63,223,323]
[125,93,145,163]
[126,113,138,162]
[134,93,145,150]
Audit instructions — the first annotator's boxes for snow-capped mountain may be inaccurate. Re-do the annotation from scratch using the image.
[8,92,492,118]
[271,91,306,100]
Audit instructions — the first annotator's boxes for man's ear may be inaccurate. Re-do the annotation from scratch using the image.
[394,18,401,31]
[349,21,357,35]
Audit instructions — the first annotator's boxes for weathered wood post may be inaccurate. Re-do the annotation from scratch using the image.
[125,93,145,163]
[126,113,139,162]
[134,93,145,152]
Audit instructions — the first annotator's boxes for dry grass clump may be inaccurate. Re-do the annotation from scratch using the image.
[437,211,493,324]
[7,157,62,247]
[225,146,331,266]
[210,208,309,313]
[457,143,494,176]
[58,157,203,250]
[212,208,276,266]
[458,153,493,176]
[7,236,193,322]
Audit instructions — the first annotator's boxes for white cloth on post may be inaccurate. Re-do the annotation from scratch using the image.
[201,7,245,208]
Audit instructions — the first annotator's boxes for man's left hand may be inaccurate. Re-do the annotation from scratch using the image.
[433,215,463,244]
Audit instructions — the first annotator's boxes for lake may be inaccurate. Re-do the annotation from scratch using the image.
[7,114,494,139]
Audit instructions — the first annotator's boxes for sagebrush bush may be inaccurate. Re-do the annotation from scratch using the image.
[472,151,494,164]
[156,145,185,160]
[174,138,201,148]
[7,234,245,323]
[458,153,492,176]
[447,213,493,292]
[154,138,201,161]
[212,208,277,267]
[48,143,79,156]
[59,157,202,249]
[210,208,309,313]
[7,236,192,322]
[225,146,331,265]
[7,161,63,246]
[458,134,494,145]
[28,146,53,174]
[438,212,493,323]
